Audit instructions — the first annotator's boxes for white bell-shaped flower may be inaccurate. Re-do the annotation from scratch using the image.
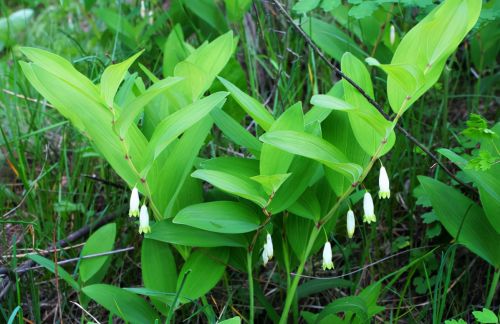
[140,0,146,18]
[129,187,140,217]
[390,24,396,46]
[347,210,355,239]
[265,233,274,260]
[138,204,151,234]
[363,192,376,224]
[378,166,390,199]
[322,241,334,270]
[262,244,269,266]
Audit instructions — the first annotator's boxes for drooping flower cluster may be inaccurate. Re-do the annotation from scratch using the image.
[322,165,391,271]
[129,186,150,235]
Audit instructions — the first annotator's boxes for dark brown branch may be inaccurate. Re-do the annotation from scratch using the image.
[0,208,124,300]
[270,0,475,193]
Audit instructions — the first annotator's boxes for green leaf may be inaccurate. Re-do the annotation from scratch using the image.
[174,201,260,234]
[183,0,229,33]
[153,118,213,218]
[218,77,274,131]
[348,2,378,19]
[297,278,352,299]
[175,31,234,100]
[418,176,500,267]
[293,0,321,14]
[143,92,228,175]
[472,308,498,324]
[79,223,116,283]
[100,50,144,108]
[200,157,259,178]
[310,94,355,111]
[211,108,262,157]
[177,248,229,302]
[300,17,366,62]
[218,317,241,324]
[250,173,291,195]
[387,0,481,113]
[163,24,188,77]
[141,239,177,314]
[341,52,395,156]
[260,102,304,176]
[146,219,247,247]
[316,296,369,322]
[82,284,159,323]
[116,77,183,137]
[26,254,79,291]
[260,130,363,182]
[191,169,268,206]
[438,149,500,234]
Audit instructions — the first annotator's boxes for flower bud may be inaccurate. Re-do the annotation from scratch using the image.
[347,210,355,238]
[138,204,151,234]
[390,24,396,46]
[363,192,376,223]
[378,166,390,199]
[322,241,334,270]
[129,187,140,217]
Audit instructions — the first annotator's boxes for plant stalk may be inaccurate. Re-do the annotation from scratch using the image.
[485,268,499,308]
[247,251,255,324]
[279,227,320,324]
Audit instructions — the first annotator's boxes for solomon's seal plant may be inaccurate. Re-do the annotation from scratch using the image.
[19,0,483,322]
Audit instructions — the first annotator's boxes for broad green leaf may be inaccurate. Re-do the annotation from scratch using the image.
[321,84,370,196]
[267,156,321,214]
[316,296,369,323]
[211,108,262,156]
[472,308,498,324]
[218,317,241,324]
[95,8,138,48]
[300,17,366,62]
[141,239,177,314]
[116,77,183,137]
[365,58,425,106]
[146,219,247,247]
[82,284,159,323]
[174,61,209,101]
[20,61,148,189]
[183,0,229,33]
[163,24,188,77]
[297,278,352,299]
[218,77,274,131]
[20,47,100,101]
[341,53,395,156]
[26,254,79,291]
[79,223,116,283]
[143,92,228,175]
[176,31,234,100]
[293,0,321,14]
[224,0,252,21]
[260,130,363,182]
[100,50,144,108]
[310,95,355,111]
[288,188,322,221]
[174,201,260,234]
[438,148,500,233]
[153,118,213,218]
[418,176,500,267]
[191,169,268,206]
[250,173,291,195]
[177,248,229,302]
[200,157,259,178]
[260,102,304,176]
[387,0,481,113]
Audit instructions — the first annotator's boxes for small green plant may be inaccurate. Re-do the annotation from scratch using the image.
[18,0,487,322]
